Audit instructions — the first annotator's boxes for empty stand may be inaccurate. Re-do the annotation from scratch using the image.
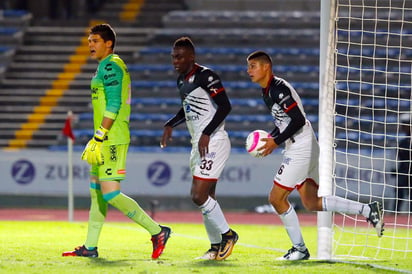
[0,0,186,149]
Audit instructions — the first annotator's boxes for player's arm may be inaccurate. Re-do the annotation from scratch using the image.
[164,107,186,128]
[161,107,186,148]
[203,92,231,135]
[273,106,305,145]
[198,70,232,157]
[81,62,122,165]
[200,70,232,136]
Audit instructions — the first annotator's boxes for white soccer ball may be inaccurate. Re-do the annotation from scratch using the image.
[245,129,270,158]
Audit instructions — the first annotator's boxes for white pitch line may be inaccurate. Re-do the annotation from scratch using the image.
[106,223,286,253]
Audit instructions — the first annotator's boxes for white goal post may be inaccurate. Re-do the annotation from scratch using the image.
[318,0,412,260]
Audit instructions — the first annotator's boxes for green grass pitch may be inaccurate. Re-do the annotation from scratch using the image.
[0,221,410,273]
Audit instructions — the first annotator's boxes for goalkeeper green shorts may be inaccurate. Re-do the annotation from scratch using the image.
[90,144,128,182]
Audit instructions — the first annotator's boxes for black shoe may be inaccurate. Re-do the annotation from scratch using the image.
[216,229,239,261]
[62,245,98,257]
[367,201,384,237]
[151,225,171,259]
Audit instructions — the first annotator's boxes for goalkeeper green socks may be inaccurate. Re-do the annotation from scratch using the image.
[105,191,161,235]
[85,184,108,249]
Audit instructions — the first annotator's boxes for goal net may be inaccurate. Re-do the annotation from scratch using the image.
[319,0,412,260]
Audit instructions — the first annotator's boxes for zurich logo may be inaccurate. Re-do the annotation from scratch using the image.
[147,161,171,186]
[11,159,36,185]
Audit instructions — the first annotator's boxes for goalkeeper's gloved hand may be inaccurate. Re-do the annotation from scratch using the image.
[81,126,109,165]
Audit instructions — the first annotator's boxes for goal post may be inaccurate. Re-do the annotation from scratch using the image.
[319,0,412,260]
[317,0,335,260]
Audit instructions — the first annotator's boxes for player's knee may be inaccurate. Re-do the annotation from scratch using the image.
[268,195,285,213]
[191,193,206,206]
[301,197,321,211]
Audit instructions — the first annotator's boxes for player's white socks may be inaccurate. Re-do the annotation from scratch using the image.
[322,195,370,217]
[278,204,306,249]
[199,196,230,239]
[203,214,222,244]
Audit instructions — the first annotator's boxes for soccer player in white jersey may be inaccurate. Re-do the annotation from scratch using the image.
[161,37,238,261]
[246,50,384,260]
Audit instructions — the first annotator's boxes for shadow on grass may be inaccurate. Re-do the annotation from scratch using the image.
[87,257,134,267]
[190,260,239,268]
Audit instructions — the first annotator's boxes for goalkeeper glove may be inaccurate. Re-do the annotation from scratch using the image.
[81,126,109,165]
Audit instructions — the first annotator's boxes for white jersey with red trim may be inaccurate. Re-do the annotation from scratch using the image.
[262,76,306,135]
[177,64,228,143]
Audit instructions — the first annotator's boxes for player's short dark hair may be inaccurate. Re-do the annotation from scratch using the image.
[90,23,116,49]
[173,36,195,53]
[247,50,272,65]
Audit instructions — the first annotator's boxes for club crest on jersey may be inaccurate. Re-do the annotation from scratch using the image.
[183,102,191,112]
[279,93,284,99]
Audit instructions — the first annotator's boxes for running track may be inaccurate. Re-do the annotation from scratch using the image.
[1,208,403,227]
[0,208,317,225]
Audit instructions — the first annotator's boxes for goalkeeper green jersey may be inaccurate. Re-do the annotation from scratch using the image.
[90,54,131,145]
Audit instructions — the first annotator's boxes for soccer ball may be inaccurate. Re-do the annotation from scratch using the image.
[245,129,270,158]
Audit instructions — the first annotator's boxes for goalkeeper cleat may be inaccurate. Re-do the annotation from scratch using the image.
[216,229,239,261]
[195,247,219,260]
[151,225,171,259]
[367,201,384,237]
[278,246,310,261]
[62,245,98,257]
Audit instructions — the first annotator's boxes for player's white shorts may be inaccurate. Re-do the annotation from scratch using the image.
[190,135,230,182]
[274,120,319,191]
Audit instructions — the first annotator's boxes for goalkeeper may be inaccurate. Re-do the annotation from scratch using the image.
[62,24,171,259]
[246,50,384,261]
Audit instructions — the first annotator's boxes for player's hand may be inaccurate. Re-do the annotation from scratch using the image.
[160,126,173,148]
[198,134,210,158]
[81,126,108,165]
[258,137,278,157]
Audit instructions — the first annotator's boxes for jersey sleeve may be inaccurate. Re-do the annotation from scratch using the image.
[165,107,186,128]
[102,61,123,119]
[270,84,305,145]
[198,69,232,136]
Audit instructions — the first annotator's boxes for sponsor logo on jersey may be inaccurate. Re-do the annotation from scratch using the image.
[104,63,113,71]
[206,152,216,159]
[107,80,119,86]
[283,157,291,165]
[187,115,200,121]
[104,73,116,80]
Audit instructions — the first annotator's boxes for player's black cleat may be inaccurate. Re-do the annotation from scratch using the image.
[151,225,171,259]
[62,245,98,257]
[367,201,384,237]
[216,229,238,261]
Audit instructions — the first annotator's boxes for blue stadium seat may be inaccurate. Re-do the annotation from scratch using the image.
[128,63,319,74]
[138,47,319,56]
